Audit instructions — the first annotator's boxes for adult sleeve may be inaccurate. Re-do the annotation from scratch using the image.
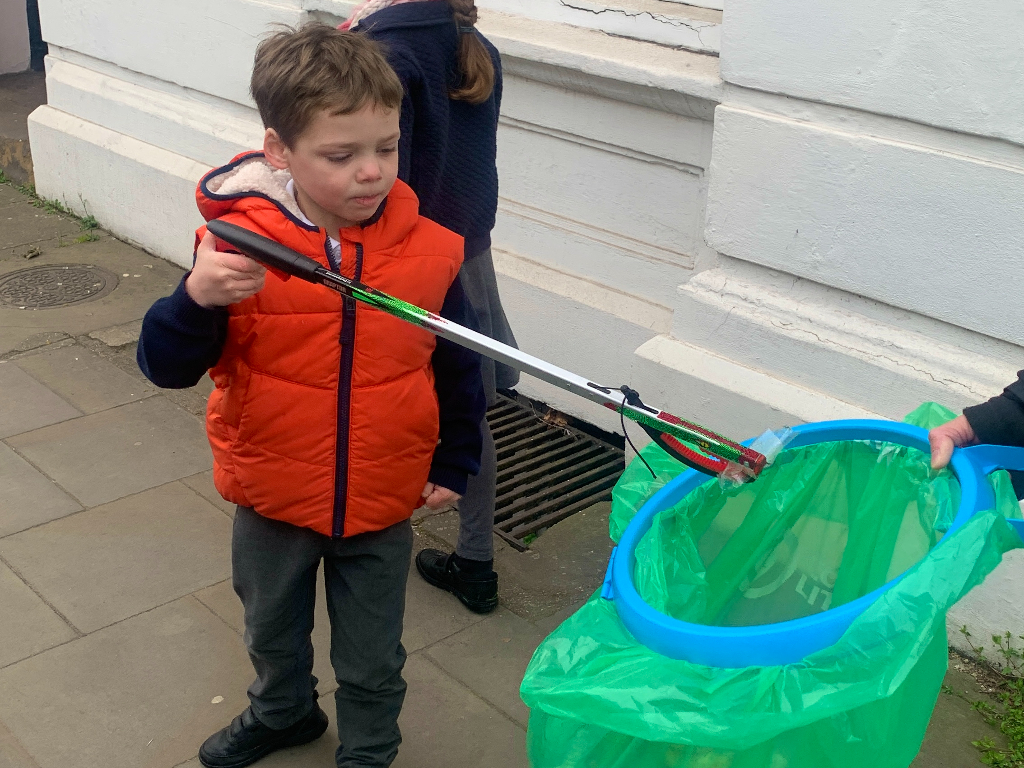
[964,371,1024,448]
[428,274,486,494]
[136,274,228,389]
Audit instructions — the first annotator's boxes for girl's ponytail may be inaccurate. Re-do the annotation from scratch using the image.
[448,0,495,104]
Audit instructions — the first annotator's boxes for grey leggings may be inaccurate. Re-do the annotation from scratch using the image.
[455,248,518,562]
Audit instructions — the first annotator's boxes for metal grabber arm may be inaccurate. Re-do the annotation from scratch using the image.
[206,219,767,480]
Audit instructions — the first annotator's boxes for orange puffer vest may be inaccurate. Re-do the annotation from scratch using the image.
[196,152,463,537]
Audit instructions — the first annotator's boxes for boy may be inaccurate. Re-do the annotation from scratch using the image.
[137,24,485,768]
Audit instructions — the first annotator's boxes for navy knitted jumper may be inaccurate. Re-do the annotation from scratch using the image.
[359,2,501,259]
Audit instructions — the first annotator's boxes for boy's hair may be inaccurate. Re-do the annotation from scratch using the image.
[251,23,403,147]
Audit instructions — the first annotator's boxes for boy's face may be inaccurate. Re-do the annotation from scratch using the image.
[265,104,400,232]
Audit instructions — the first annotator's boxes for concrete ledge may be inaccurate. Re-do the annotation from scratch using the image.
[634,334,881,435]
[672,266,1021,418]
[43,50,261,168]
[28,105,207,267]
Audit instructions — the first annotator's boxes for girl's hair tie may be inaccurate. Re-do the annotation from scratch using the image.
[457,25,475,34]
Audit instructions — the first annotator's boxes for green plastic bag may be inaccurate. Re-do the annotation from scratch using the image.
[521,404,1023,768]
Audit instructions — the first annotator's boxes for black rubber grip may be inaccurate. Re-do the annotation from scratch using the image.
[207,219,325,284]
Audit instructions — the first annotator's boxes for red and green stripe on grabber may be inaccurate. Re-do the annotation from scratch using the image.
[206,219,767,479]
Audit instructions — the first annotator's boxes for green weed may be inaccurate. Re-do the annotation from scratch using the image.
[0,170,101,231]
[960,626,1024,766]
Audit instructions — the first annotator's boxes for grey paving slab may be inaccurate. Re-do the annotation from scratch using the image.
[0,242,183,355]
[416,507,461,551]
[15,344,154,414]
[394,655,528,768]
[88,319,142,348]
[224,654,528,768]
[0,185,25,207]
[0,597,254,768]
[180,471,235,516]
[0,560,77,669]
[495,502,613,621]
[0,442,82,537]
[911,666,1001,767]
[0,204,80,252]
[0,482,231,633]
[0,717,40,768]
[423,608,544,728]
[7,396,211,507]
[0,363,81,439]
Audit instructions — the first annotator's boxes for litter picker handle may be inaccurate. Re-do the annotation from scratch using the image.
[205,217,768,479]
[208,220,326,284]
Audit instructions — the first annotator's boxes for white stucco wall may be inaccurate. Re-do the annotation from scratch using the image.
[705,104,1024,348]
[0,0,31,74]
[721,0,1024,146]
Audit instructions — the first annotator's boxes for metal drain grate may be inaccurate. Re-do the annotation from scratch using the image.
[489,394,624,550]
[0,264,117,309]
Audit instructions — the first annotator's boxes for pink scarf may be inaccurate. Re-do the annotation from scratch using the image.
[339,0,437,31]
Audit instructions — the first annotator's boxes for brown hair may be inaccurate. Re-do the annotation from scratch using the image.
[448,0,495,104]
[251,23,403,147]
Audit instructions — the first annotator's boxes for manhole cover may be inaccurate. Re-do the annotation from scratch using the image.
[490,393,625,550]
[0,264,118,309]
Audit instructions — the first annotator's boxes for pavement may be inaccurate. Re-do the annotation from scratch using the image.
[0,94,1009,767]
[0,71,44,185]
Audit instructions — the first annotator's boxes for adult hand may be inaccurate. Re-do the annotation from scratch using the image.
[928,414,979,470]
[185,230,267,308]
[420,482,461,510]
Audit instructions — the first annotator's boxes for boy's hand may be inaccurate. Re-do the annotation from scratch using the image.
[420,482,460,510]
[929,414,979,469]
[185,230,267,309]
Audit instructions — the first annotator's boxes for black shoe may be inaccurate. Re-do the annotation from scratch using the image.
[415,549,498,614]
[198,703,329,768]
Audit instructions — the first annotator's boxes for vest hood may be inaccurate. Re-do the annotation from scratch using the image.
[196,151,422,251]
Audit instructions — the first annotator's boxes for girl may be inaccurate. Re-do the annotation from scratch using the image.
[342,0,518,613]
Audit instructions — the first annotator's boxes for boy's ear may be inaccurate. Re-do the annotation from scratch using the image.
[263,128,290,170]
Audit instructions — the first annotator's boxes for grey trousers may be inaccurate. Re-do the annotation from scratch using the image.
[232,505,413,767]
[455,248,519,562]
[455,419,496,561]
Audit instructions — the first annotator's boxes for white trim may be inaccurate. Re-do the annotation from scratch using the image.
[492,246,673,333]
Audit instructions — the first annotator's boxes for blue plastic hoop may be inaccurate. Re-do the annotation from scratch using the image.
[602,419,1024,668]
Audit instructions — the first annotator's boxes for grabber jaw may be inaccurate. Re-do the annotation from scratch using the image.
[615,386,767,481]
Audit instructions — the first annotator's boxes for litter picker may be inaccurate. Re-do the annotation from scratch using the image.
[206,219,767,479]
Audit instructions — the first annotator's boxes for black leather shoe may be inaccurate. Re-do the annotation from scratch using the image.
[198,703,329,768]
[416,549,498,614]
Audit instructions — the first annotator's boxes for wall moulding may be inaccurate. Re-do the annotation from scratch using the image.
[492,246,673,333]
[479,0,721,55]
[498,196,695,270]
[500,115,702,177]
[676,268,1020,409]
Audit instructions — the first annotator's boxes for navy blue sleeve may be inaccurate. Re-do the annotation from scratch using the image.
[964,371,1024,448]
[428,274,486,494]
[964,371,1024,498]
[136,274,228,389]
